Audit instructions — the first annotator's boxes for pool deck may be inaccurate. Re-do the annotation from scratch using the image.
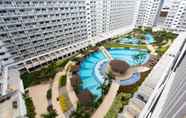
[115,66,150,81]
[99,46,113,60]
[92,46,151,118]
[91,46,121,118]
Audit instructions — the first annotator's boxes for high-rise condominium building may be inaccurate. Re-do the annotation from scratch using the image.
[95,0,137,33]
[0,0,89,62]
[164,0,186,33]
[0,0,137,117]
[156,7,169,27]
[139,32,186,118]
[136,0,164,27]
[0,0,137,64]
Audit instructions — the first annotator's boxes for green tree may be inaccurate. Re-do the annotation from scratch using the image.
[98,72,113,96]
[70,104,90,118]
[144,27,152,33]
[41,109,58,118]
[24,96,36,118]
[46,88,52,100]
[133,52,146,64]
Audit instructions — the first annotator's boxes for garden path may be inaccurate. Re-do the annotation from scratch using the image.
[92,81,120,118]
[28,83,50,118]
[52,71,66,118]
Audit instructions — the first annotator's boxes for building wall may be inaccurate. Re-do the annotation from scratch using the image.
[164,0,186,33]
[93,0,137,34]
[0,0,88,62]
[136,0,164,27]
[151,41,186,118]
[0,40,13,96]
[0,0,137,63]
[109,0,137,31]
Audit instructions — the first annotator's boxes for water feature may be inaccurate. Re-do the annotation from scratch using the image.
[78,48,150,98]
[119,37,139,44]
[145,33,155,44]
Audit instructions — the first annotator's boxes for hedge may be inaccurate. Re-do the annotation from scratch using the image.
[24,96,36,118]
[47,88,52,100]
[105,93,132,118]
[21,59,69,88]
[59,75,66,87]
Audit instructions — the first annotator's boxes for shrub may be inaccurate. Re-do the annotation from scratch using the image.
[41,109,58,118]
[47,88,52,100]
[70,103,91,118]
[56,59,69,68]
[144,27,152,33]
[59,76,66,87]
[21,59,69,88]
[24,96,36,118]
[105,93,132,118]
[59,95,71,112]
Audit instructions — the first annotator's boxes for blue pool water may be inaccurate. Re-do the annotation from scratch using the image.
[79,48,150,97]
[119,33,155,45]
[145,33,155,44]
[119,37,139,44]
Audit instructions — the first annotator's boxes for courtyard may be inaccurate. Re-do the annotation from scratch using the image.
[21,27,177,118]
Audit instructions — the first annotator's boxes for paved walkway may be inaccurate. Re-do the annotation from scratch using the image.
[146,44,157,56]
[66,70,79,109]
[115,66,150,80]
[99,46,113,60]
[28,84,50,118]
[52,71,65,118]
[92,81,120,118]
[63,61,79,109]
[162,39,172,48]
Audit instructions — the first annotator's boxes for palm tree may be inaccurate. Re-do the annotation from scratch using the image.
[41,109,58,118]
[133,52,146,64]
[70,103,90,118]
[97,72,113,96]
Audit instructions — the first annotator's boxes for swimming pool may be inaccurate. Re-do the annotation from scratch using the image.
[145,33,155,44]
[119,37,139,44]
[79,48,150,97]
[119,33,155,45]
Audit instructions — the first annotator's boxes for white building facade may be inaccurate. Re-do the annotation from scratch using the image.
[94,0,137,33]
[0,0,137,63]
[139,32,186,118]
[164,0,186,33]
[0,0,138,117]
[0,0,89,62]
[136,0,164,27]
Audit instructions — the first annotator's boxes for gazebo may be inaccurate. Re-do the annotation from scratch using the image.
[77,90,93,106]
[109,60,130,76]
[70,74,80,88]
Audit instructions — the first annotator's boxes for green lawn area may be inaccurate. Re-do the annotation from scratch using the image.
[59,75,67,87]
[103,43,147,49]
[105,93,132,118]
[105,70,151,118]
[21,59,69,88]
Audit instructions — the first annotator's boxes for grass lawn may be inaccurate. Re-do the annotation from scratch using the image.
[21,59,69,88]
[103,43,147,49]
[105,70,151,118]
[59,75,67,87]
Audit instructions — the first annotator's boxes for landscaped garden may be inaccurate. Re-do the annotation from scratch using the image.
[21,27,177,118]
